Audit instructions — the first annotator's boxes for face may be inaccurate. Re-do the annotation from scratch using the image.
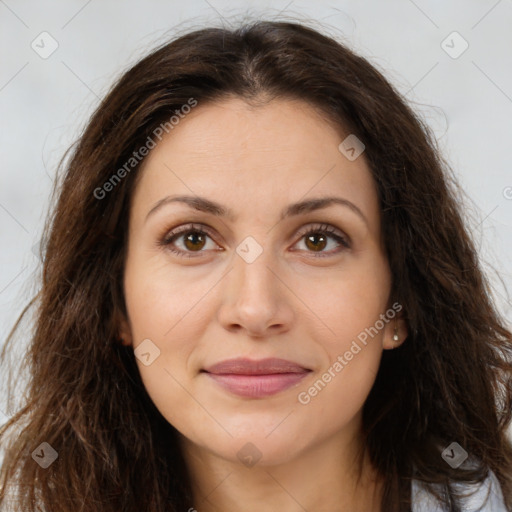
[119,96,407,467]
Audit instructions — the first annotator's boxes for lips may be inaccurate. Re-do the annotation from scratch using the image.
[203,357,310,375]
[202,358,311,398]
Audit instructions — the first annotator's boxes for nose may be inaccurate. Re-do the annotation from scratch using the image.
[216,245,294,338]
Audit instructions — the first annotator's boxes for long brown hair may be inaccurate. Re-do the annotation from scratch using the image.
[1,19,511,512]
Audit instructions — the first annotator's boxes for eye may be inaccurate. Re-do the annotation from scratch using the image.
[292,223,350,257]
[158,223,221,259]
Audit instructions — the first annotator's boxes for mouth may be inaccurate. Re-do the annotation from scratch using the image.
[201,357,312,398]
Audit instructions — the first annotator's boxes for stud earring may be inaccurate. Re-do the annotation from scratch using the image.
[393,322,399,342]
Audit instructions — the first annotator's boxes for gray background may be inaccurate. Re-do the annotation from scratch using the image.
[1,0,511,433]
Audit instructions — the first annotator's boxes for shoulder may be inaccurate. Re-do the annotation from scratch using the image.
[411,470,508,512]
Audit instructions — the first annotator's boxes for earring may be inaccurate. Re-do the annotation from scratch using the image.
[393,322,399,342]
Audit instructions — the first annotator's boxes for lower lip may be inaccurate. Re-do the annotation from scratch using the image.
[205,372,310,398]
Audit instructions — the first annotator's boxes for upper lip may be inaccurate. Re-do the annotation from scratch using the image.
[203,357,311,375]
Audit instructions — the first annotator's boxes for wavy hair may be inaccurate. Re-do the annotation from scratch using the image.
[1,19,511,512]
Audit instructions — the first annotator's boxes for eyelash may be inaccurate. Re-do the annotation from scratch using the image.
[158,223,351,259]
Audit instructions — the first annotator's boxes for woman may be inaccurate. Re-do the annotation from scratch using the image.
[1,20,511,512]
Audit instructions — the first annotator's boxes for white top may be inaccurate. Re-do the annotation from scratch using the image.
[412,471,508,511]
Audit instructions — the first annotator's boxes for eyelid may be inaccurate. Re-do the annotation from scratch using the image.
[294,223,350,246]
[160,222,218,245]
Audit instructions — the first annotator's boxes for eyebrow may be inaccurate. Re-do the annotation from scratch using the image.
[145,194,368,226]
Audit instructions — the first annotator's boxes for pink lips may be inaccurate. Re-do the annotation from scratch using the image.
[202,357,311,398]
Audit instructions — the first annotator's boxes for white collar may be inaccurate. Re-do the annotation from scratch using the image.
[411,471,507,511]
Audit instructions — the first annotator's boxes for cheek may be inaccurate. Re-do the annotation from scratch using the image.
[123,249,215,342]
[123,256,217,428]
[129,304,204,434]
[294,250,391,346]
[294,255,389,405]
[124,268,202,380]
[295,280,387,428]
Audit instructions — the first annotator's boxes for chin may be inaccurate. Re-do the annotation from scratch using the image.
[184,424,309,468]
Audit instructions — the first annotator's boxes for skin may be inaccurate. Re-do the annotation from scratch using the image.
[119,96,408,512]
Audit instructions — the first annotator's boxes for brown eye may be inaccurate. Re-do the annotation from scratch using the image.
[306,233,329,252]
[182,231,207,251]
[160,224,220,258]
[294,224,350,257]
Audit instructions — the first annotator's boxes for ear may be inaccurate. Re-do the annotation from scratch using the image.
[382,310,408,350]
[116,311,133,347]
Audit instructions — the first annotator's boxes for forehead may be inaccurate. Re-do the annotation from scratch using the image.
[132,96,380,231]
